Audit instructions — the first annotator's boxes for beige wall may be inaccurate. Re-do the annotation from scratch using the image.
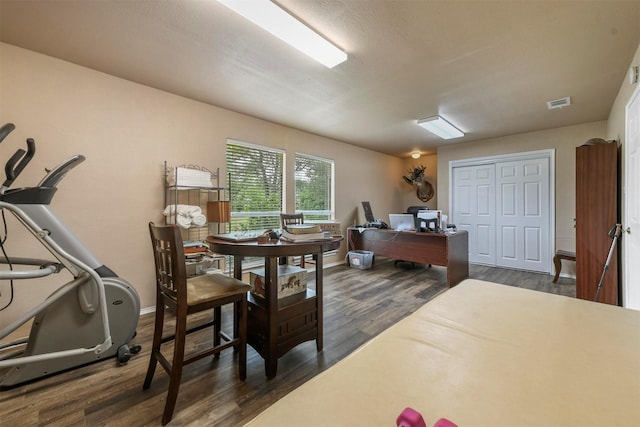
[607,42,640,212]
[0,43,405,323]
[608,38,640,143]
[435,120,608,276]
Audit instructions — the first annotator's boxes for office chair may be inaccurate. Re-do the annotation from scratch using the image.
[144,223,251,425]
[406,205,429,217]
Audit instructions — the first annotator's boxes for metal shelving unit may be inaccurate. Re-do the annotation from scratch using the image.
[163,161,228,275]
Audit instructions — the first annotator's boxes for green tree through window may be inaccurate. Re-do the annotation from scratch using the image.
[226,141,284,231]
[295,153,334,221]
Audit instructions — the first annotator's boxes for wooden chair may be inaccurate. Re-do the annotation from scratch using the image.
[280,212,305,228]
[553,249,576,283]
[280,213,308,267]
[144,222,251,425]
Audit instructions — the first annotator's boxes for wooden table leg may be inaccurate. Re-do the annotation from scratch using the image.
[265,256,278,379]
[315,252,323,352]
[233,255,244,346]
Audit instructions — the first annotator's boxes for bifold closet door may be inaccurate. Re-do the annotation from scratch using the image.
[452,154,551,273]
[495,158,550,272]
[452,164,496,265]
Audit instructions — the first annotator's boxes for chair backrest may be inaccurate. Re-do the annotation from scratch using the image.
[406,206,429,217]
[149,222,187,304]
[280,213,304,229]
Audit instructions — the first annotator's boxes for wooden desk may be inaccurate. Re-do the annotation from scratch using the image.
[347,228,468,287]
[206,236,342,378]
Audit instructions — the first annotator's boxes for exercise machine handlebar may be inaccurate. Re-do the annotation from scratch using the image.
[38,154,85,189]
[0,122,36,192]
[0,257,61,280]
[0,123,15,144]
[3,138,36,189]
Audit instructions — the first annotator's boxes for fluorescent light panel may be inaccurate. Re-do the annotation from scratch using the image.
[217,0,347,68]
[417,115,464,139]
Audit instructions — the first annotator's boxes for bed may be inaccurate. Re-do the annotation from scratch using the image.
[245,279,640,426]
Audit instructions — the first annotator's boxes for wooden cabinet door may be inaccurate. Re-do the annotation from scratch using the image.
[576,142,618,304]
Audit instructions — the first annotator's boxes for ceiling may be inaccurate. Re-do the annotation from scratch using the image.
[1,1,639,158]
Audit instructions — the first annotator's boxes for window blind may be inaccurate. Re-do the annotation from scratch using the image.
[226,140,284,231]
[294,153,334,221]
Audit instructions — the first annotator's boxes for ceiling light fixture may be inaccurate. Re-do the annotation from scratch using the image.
[411,152,421,159]
[417,115,464,139]
[216,0,347,68]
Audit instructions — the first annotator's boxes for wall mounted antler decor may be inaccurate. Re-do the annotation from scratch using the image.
[403,165,434,202]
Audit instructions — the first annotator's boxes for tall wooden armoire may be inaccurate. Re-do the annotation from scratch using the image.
[575,140,619,305]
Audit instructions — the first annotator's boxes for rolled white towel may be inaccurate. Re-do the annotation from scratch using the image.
[163,204,202,218]
[191,213,207,227]
[165,214,192,229]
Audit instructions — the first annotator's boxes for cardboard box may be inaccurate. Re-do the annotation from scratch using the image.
[249,265,307,299]
[348,250,374,269]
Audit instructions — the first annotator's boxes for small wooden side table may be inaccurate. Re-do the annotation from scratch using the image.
[553,250,576,283]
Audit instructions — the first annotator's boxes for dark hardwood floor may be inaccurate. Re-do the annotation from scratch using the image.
[0,259,575,426]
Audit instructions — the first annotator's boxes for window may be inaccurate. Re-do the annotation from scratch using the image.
[226,140,284,231]
[294,153,334,221]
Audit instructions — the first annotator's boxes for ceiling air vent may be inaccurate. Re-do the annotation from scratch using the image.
[547,97,571,110]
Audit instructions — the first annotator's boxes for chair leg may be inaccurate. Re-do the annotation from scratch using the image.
[213,306,222,358]
[162,307,188,425]
[233,300,240,353]
[553,253,561,283]
[143,300,165,390]
[238,298,247,381]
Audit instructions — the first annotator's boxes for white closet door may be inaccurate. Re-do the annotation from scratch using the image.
[452,164,496,265]
[495,158,550,272]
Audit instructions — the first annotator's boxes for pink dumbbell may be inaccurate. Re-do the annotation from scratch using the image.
[396,407,457,427]
[396,407,427,427]
[434,418,457,427]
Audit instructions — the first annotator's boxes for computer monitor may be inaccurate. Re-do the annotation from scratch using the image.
[389,213,416,231]
[361,201,375,223]
[417,210,443,231]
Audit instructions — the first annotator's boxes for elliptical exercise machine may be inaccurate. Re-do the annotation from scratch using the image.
[0,123,141,389]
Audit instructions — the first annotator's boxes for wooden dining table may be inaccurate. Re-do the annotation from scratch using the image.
[206,235,343,378]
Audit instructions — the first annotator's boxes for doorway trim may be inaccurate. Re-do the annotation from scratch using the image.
[448,149,556,273]
[623,82,640,309]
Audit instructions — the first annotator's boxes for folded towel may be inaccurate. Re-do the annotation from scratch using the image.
[167,167,212,188]
[191,214,207,227]
[163,204,202,218]
[165,214,192,229]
